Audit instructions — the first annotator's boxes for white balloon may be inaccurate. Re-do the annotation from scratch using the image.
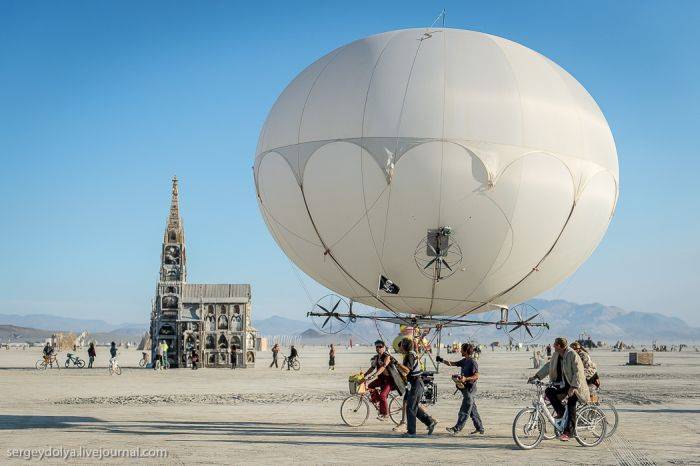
[254,28,618,317]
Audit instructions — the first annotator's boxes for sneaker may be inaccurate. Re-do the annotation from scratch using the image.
[427,420,438,435]
[559,433,570,442]
[470,429,485,435]
[446,427,458,435]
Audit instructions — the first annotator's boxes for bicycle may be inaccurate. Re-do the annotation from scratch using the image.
[281,356,300,371]
[512,380,607,449]
[65,353,86,368]
[108,358,122,375]
[340,379,403,427]
[541,386,619,439]
[36,354,60,370]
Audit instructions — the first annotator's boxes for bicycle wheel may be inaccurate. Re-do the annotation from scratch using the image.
[388,393,404,426]
[292,359,300,371]
[542,402,556,440]
[51,358,60,369]
[65,360,71,368]
[574,405,607,447]
[76,359,85,368]
[512,407,545,450]
[36,359,47,370]
[598,401,618,437]
[340,395,370,427]
[114,365,122,375]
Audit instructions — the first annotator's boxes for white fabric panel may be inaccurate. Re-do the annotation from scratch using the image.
[259,49,341,153]
[363,30,420,137]
[500,171,616,304]
[398,31,445,139]
[300,33,395,142]
[494,37,583,159]
[444,30,522,145]
[471,154,575,302]
[257,152,320,245]
[380,142,443,313]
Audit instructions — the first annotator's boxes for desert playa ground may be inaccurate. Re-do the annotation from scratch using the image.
[1,346,698,465]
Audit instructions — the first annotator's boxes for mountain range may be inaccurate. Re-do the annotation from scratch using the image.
[2,299,699,344]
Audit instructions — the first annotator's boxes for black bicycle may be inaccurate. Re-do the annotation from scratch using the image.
[281,356,300,371]
[65,353,86,368]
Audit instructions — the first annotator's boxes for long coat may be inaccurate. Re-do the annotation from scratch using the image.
[535,347,590,402]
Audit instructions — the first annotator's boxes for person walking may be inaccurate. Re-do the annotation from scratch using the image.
[328,344,336,371]
[154,341,163,370]
[398,338,437,437]
[437,343,485,435]
[546,344,552,358]
[270,343,280,368]
[87,342,96,368]
[230,343,238,369]
[163,341,171,369]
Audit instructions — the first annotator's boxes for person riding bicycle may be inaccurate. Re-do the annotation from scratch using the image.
[109,341,118,367]
[528,336,589,442]
[154,341,164,370]
[570,341,600,389]
[363,340,396,421]
[42,342,54,360]
[398,338,437,437]
[287,345,298,370]
[437,343,485,435]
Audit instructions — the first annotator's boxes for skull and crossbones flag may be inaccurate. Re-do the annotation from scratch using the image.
[379,275,400,294]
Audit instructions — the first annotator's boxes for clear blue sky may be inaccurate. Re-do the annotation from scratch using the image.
[1,1,698,325]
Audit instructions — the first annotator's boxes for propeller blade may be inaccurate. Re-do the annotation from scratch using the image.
[316,304,330,313]
[513,307,523,322]
[332,299,341,312]
[333,314,346,324]
[427,244,438,255]
[524,313,539,323]
[525,326,534,338]
[424,258,438,269]
[322,315,332,328]
[509,323,523,333]
[441,259,453,271]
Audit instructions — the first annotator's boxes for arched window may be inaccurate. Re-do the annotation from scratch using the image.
[168,231,177,242]
[162,296,178,309]
[218,334,229,349]
[230,335,242,347]
[234,304,240,315]
[217,315,229,330]
[205,335,215,349]
[207,305,215,315]
[220,305,226,313]
[165,286,176,294]
[207,315,216,332]
[159,325,175,336]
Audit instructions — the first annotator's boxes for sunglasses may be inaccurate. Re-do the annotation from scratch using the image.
[375,345,384,349]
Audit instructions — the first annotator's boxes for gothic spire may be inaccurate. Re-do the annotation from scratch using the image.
[164,176,185,243]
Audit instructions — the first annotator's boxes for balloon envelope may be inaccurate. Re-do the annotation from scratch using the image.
[254,28,618,317]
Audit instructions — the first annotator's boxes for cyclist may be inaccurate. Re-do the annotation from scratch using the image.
[528,337,589,442]
[109,341,118,368]
[154,341,163,370]
[437,343,485,436]
[571,342,600,388]
[286,345,299,370]
[363,340,396,421]
[42,342,55,363]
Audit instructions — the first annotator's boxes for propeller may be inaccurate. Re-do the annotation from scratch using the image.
[310,294,350,335]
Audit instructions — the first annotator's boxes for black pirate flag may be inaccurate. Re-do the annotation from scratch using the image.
[379,275,400,294]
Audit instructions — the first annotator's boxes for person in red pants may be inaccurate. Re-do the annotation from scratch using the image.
[363,340,396,421]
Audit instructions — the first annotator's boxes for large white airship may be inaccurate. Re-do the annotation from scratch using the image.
[254,28,618,318]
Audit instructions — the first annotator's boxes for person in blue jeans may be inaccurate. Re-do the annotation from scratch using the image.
[437,343,485,435]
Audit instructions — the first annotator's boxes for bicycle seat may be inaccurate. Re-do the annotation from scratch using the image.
[67,353,73,357]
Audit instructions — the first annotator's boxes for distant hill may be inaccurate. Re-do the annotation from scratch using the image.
[0,313,146,333]
[254,299,700,345]
[253,315,313,336]
[0,325,54,342]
